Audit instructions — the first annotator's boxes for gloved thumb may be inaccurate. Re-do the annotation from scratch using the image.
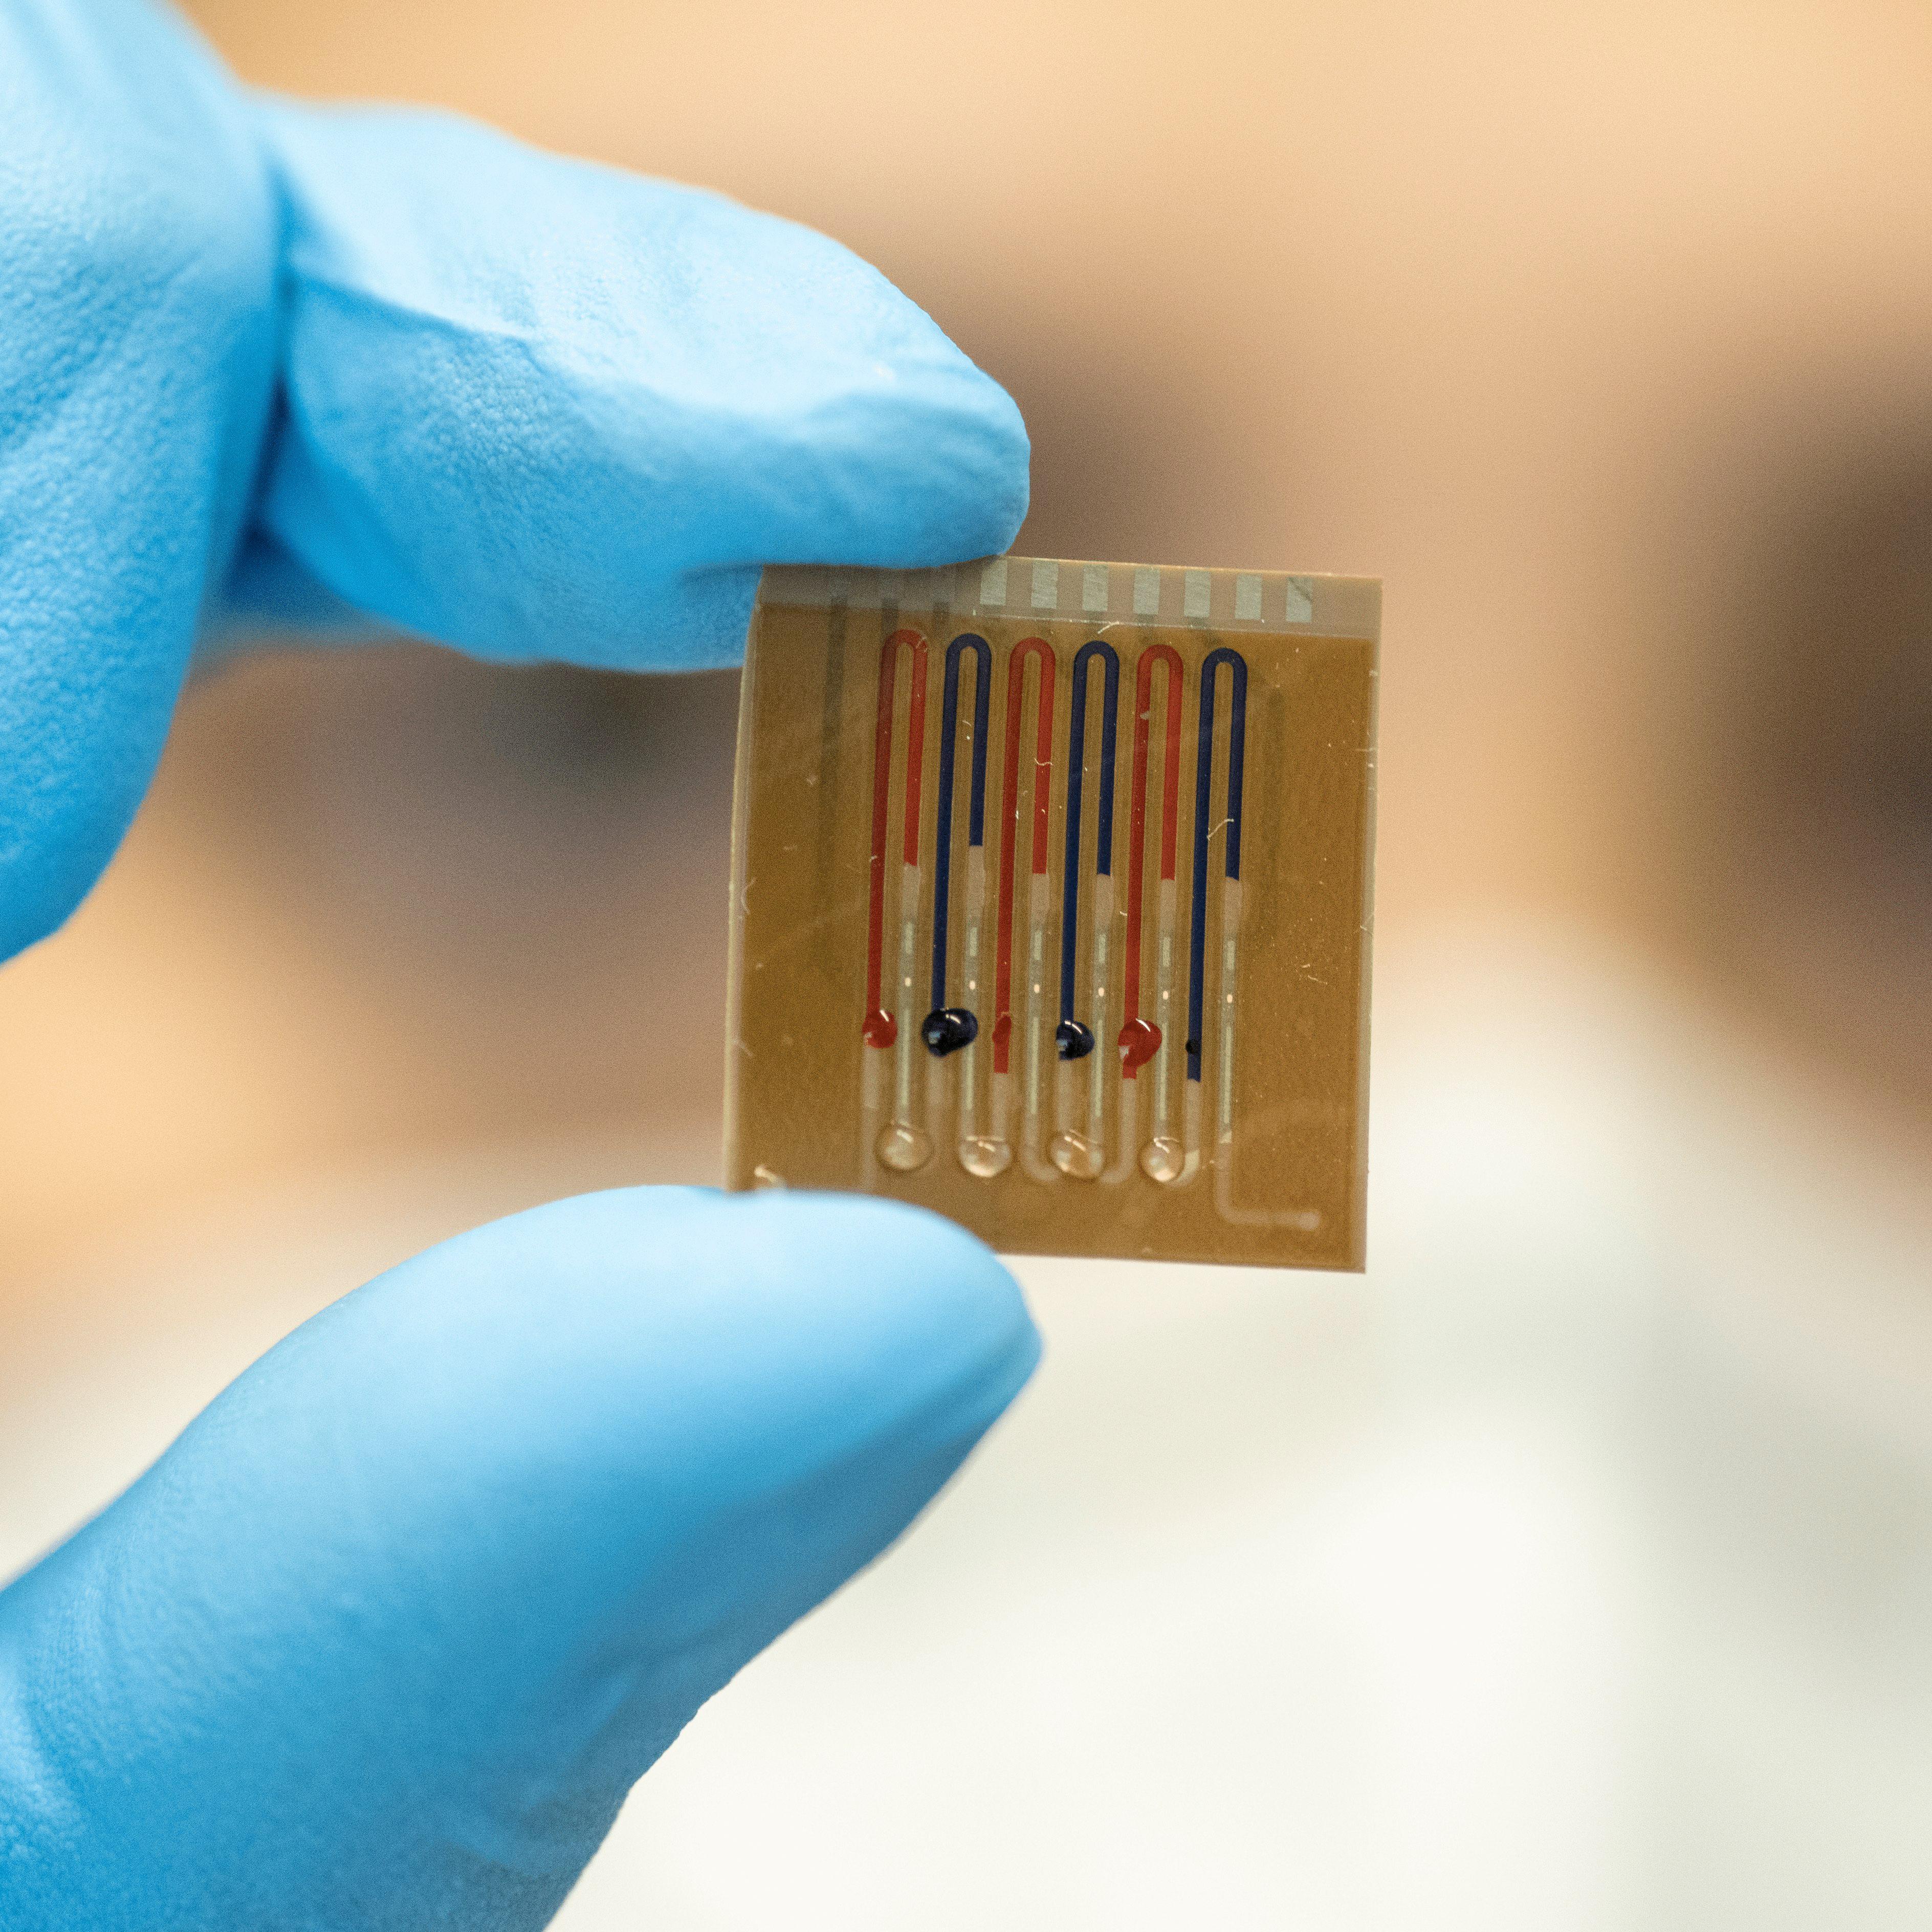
[0,1187,1038,1929]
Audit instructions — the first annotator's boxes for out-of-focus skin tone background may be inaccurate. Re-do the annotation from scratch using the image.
[6,4,1932,1927]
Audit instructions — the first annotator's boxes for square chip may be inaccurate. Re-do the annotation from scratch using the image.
[724,556,1378,1269]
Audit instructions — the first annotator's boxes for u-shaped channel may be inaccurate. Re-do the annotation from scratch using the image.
[992,636,1057,1181]
[1049,640,1119,1178]
[862,626,932,1173]
[1121,643,1185,1181]
[1173,645,1247,1186]
[921,632,1007,1176]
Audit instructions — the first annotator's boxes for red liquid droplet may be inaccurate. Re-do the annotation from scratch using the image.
[862,1009,897,1048]
[1117,1017,1161,1075]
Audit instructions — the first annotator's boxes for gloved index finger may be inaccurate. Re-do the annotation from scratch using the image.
[233,100,1031,670]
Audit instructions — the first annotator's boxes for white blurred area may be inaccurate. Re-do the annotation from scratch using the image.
[7,1,1932,1925]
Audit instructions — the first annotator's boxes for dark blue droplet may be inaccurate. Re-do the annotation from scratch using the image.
[1184,1037,1202,1060]
[922,1007,979,1057]
[1056,1019,1096,1061]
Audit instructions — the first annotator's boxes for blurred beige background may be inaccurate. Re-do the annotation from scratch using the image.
[5,3,1932,1926]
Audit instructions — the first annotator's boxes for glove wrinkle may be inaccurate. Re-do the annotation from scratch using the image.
[247,99,1027,667]
[0,0,276,958]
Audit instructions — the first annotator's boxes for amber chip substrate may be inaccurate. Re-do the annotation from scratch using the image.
[724,556,1379,1270]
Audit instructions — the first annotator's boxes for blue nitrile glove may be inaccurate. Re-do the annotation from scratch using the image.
[0,3,1038,1926]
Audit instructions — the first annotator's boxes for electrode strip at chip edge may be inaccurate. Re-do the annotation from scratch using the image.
[758,557,1375,638]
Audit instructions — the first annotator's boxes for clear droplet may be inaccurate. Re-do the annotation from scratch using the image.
[1140,1135,1185,1183]
[1048,1130,1103,1179]
[957,1135,1012,1178]
[876,1122,934,1171]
